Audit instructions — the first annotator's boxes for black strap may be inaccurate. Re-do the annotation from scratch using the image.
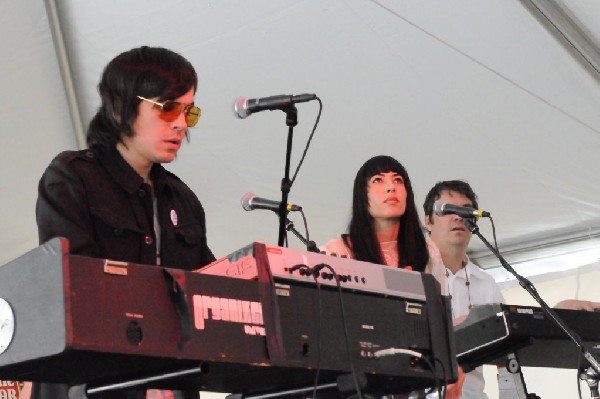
[163,268,192,350]
[253,242,286,362]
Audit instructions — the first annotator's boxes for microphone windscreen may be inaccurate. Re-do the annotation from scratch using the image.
[241,192,255,211]
[433,200,445,216]
[233,97,249,119]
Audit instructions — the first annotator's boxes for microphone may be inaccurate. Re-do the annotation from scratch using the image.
[241,192,302,213]
[433,200,490,218]
[233,93,317,119]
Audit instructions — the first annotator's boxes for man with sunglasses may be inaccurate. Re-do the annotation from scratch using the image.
[35,46,215,399]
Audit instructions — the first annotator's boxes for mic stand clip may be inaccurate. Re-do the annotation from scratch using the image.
[464,218,600,376]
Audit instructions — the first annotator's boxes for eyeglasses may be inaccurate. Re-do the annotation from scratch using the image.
[137,96,201,127]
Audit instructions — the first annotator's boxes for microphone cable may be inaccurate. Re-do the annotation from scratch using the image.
[299,208,319,252]
[300,209,310,246]
[291,98,323,185]
[309,269,324,399]
[489,215,499,253]
[433,357,448,399]
[311,262,364,399]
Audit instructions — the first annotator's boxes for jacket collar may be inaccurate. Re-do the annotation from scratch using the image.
[97,146,170,195]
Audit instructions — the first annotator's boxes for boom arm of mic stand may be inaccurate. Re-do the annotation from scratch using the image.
[285,219,319,253]
[464,219,600,375]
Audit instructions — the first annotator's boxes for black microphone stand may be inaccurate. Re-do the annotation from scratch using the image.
[277,105,297,247]
[464,218,600,379]
[285,218,319,253]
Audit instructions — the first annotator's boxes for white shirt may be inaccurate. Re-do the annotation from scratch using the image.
[427,239,504,399]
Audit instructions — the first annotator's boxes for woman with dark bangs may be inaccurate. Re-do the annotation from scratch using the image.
[321,155,429,272]
[320,155,459,398]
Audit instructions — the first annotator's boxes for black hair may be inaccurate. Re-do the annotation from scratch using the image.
[345,155,429,271]
[422,180,479,219]
[87,46,198,148]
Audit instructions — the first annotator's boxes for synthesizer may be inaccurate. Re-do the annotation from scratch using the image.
[455,303,600,371]
[197,242,427,301]
[0,239,456,395]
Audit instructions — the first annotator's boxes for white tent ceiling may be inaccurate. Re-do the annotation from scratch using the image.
[2,1,600,398]
[2,0,600,282]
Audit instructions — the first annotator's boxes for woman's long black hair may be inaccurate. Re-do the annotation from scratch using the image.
[345,155,429,271]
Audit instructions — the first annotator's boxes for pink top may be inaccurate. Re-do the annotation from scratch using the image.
[320,238,406,270]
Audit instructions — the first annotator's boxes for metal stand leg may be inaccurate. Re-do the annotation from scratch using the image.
[580,367,600,399]
[68,366,205,399]
[498,354,541,399]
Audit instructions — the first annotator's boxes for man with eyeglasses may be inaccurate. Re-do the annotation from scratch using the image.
[35,46,214,399]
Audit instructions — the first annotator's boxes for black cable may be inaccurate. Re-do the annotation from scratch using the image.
[413,352,441,398]
[282,262,325,398]
[310,270,324,399]
[489,215,500,253]
[423,279,452,399]
[299,209,319,252]
[433,357,448,399]
[288,263,310,273]
[300,210,310,244]
[291,98,323,184]
[312,263,363,399]
[437,289,453,399]
[286,262,324,398]
[300,209,311,246]
[419,356,439,397]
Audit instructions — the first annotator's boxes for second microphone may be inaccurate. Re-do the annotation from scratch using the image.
[241,192,302,212]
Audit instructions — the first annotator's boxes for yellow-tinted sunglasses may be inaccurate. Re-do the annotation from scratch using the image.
[137,96,201,127]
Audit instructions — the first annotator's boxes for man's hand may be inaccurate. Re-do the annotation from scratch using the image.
[446,366,466,399]
[554,299,600,311]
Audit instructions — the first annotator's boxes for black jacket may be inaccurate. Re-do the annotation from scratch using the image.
[37,146,215,269]
[34,146,215,399]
